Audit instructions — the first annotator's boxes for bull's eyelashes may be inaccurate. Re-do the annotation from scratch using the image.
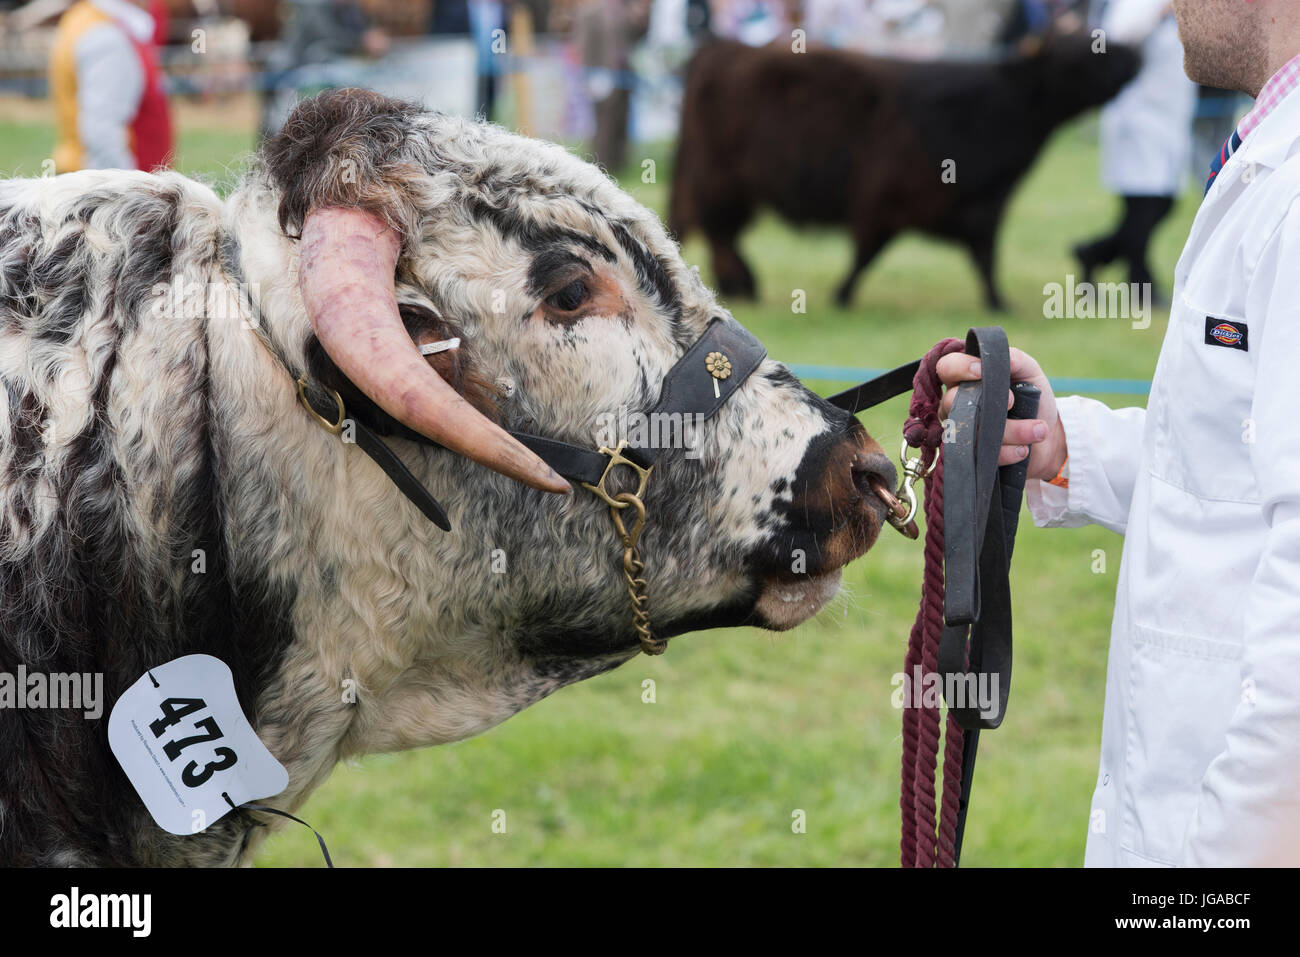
[544,279,591,313]
[530,260,629,327]
[526,242,643,325]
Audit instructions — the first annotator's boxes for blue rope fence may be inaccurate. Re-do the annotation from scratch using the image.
[790,363,1152,396]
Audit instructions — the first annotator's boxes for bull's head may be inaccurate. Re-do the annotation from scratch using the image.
[240,90,897,733]
[1019,23,1141,118]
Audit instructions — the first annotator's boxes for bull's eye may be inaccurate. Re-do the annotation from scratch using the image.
[545,280,589,312]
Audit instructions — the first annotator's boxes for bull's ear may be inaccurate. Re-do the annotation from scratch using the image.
[403,305,504,422]
[305,303,504,439]
[263,88,426,246]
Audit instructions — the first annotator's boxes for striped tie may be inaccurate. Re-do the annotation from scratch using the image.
[1205,129,1243,196]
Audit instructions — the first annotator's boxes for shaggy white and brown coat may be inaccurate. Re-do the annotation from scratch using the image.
[0,90,892,865]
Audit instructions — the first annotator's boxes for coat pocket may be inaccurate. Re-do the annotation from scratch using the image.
[1121,624,1243,864]
[1151,295,1257,502]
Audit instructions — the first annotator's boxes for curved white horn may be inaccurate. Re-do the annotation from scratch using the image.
[299,206,570,494]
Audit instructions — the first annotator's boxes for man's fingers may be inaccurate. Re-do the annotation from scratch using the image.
[1004,418,1047,446]
[941,384,1014,418]
[932,409,1044,456]
[938,347,1048,423]
[936,353,981,386]
[998,444,1031,467]
[1008,346,1045,384]
[941,348,1044,388]
[997,420,1048,467]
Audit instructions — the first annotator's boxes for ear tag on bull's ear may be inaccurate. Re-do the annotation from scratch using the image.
[705,351,732,398]
[108,655,289,836]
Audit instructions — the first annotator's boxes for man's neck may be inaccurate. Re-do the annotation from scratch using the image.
[1260,31,1300,96]
[1238,48,1300,139]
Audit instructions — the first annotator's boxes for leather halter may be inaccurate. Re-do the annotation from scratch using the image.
[292,315,768,526]
[222,233,767,531]
[290,313,767,656]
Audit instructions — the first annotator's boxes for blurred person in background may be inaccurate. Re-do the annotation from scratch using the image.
[709,0,787,45]
[686,0,709,37]
[804,0,874,49]
[468,0,506,121]
[1072,0,1196,305]
[432,0,473,33]
[261,0,390,137]
[573,0,651,172]
[49,0,173,172]
[430,0,506,119]
[805,0,947,55]
[998,0,1087,45]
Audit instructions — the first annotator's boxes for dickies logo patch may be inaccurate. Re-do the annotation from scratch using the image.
[1205,318,1248,351]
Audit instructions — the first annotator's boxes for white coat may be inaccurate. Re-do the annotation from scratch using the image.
[1098,0,1197,196]
[1027,79,1300,866]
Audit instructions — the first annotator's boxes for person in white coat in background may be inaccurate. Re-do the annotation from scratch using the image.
[939,0,1300,866]
[1073,0,1197,306]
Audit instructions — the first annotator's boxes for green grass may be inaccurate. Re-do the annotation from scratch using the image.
[0,105,1195,866]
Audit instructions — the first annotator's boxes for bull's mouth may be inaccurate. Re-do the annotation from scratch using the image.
[745,447,898,632]
[653,444,900,642]
[752,568,845,630]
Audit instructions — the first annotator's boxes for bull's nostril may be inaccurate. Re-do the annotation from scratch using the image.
[851,450,898,498]
[852,450,902,530]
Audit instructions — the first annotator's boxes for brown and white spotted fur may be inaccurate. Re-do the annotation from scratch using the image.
[0,90,894,865]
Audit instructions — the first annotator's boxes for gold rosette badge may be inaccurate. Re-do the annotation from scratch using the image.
[705,351,732,398]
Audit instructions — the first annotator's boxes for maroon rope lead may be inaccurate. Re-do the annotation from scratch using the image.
[900,338,965,869]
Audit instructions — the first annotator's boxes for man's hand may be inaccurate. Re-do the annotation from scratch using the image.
[936,347,1067,482]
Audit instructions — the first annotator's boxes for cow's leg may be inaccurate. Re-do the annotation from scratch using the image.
[707,234,757,300]
[835,230,889,308]
[702,203,758,300]
[964,221,1007,312]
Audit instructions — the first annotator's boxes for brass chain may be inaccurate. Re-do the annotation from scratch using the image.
[610,492,664,655]
[622,544,661,655]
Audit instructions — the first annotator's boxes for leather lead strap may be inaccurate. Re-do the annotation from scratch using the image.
[937,327,1037,733]
[937,328,1039,865]
[833,328,1035,866]
[509,433,607,487]
[826,359,923,414]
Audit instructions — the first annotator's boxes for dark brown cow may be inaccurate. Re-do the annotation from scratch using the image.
[669,32,1140,310]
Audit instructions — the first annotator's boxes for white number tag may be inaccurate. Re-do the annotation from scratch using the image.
[108,654,289,835]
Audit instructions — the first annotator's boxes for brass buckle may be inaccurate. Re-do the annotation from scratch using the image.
[297,377,346,436]
[581,439,653,509]
[894,437,939,531]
